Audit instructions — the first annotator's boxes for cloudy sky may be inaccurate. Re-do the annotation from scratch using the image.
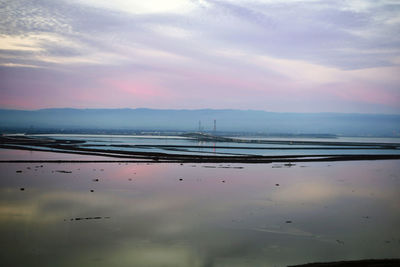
[0,0,399,113]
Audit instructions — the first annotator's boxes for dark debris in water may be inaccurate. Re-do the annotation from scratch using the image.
[55,170,72,173]
[284,163,296,167]
[16,170,22,173]
[336,239,345,245]
[65,216,111,222]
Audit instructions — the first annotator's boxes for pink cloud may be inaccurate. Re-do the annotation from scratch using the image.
[325,83,400,107]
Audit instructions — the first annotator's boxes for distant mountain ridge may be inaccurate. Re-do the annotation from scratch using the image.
[0,108,399,136]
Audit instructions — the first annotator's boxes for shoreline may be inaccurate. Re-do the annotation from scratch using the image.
[1,135,400,163]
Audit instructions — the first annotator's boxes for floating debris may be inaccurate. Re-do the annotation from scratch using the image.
[286,220,292,223]
[336,239,345,245]
[179,178,183,181]
[16,170,22,173]
[56,170,72,173]
[68,216,111,221]
[93,178,99,182]
[90,190,94,192]
[275,184,280,186]
[284,163,296,167]
[222,180,226,183]
[272,165,282,168]
[20,188,25,191]
[128,178,132,181]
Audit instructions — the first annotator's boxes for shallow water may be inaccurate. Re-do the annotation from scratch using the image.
[23,134,400,157]
[0,159,399,266]
[0,148,122,160]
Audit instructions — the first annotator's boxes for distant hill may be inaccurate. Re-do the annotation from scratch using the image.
[0,108,399,137]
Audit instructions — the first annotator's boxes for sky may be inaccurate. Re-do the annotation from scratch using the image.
[0,0,400,114]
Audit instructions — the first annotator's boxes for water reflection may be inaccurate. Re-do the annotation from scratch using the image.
[0,161,399,266]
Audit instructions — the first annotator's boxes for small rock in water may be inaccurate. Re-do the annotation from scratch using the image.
[90,190,94,192]
[286,220,292,223]
[20,188,25,191]
[16,170,22,173]
[275,184,280,186]
[336,239,345,245]
[93,179,99,182]
[179,178,183,181]
[222,180,226,183]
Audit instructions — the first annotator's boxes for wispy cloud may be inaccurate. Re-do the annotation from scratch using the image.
[0,0,399,113]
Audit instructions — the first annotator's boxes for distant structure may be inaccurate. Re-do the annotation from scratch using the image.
[213,119,216,134]
[198,120,202,132]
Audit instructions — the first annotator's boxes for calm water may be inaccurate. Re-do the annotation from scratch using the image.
[0,158,399,266]
[28,134,400,157]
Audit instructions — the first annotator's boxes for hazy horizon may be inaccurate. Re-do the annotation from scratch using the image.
[1,108,399,136]
[3,107,400,116]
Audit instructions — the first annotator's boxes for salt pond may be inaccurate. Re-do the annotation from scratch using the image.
[0,159,399,266]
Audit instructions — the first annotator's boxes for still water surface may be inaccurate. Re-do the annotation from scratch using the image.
[27,135,400,157]
[0,159,399,266]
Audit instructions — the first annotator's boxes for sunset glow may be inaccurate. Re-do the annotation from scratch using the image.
[1,0,399,113]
